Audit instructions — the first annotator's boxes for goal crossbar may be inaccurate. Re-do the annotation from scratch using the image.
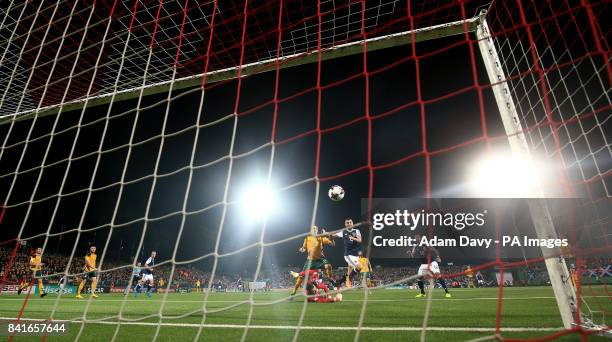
[0,17,480,124]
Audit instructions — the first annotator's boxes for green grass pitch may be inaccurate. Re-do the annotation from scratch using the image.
[0,286,609,341]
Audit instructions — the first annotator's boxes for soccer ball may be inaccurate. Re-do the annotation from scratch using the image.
[335,293,343,302]
[328,185,345,201]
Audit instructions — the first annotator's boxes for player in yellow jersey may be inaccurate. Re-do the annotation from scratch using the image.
[290,226,336,296]
[76,246,98,299]
[17,278,28,295]
[466,265,475,288]
[18,248,47,297]
[569,264,580,289]
[357,251,373,288]
[195,279,201,292]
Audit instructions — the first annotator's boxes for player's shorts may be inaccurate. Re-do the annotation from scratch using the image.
[344,255,360,268]
[418,261,440,276]
[31,270,42,278]
[302,258,329,271]
[86,271,97,279]
[142,273,154,282]
[132,275,141,283]
[361,272,370,279]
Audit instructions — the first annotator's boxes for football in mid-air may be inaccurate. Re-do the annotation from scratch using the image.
[328,185,345,201]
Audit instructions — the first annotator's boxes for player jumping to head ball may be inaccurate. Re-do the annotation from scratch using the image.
[331,218,362,288]
[409,235,451,298]
[291,226,336,296]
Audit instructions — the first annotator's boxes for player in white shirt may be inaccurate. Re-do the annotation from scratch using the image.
[332,218,362,288]
[131,262,143,297]
[409,235,451,298]
[58,275,68,292]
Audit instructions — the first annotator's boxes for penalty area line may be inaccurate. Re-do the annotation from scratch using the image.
[0,317,564,332]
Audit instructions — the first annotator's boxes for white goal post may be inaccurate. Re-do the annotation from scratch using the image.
[475,12,577,329]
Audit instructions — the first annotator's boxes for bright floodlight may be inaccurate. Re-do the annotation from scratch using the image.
[468,154,543,198]
[240,184,276,219]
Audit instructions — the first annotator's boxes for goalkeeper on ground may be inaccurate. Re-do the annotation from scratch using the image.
[290,226,336,296]
[290,269,342,303]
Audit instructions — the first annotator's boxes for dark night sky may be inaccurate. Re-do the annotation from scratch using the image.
[0,31,507,268]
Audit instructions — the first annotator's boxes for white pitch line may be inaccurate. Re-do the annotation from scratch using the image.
[0,317,565,332]
[0,296,608,303]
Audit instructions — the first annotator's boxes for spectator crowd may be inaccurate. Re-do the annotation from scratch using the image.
[1,245,609,291]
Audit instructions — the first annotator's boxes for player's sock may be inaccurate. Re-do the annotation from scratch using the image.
[91,279,97,296]
[438,278,449,293]
[38,279,46,297]
[77,281,84,296]
[417,280,425,294]
[291,276,303,295]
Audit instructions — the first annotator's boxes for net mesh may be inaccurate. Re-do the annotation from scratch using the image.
[488,0,611,335]
[0,0,609,341]
[0,0,491,117]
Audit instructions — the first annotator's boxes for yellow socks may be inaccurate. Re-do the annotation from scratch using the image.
[77,281,84,295]
[291,276,303,295]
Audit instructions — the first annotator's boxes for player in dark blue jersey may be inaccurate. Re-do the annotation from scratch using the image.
[332,218,362,288]
[408,235,451,298]
[141,251,156,297]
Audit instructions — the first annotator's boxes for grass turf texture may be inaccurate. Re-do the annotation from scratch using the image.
[0,286,609,341]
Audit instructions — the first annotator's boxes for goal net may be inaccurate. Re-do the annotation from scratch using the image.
[0,0,609,341]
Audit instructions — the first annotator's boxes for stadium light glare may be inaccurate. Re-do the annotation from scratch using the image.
[468,154,544,198]
[240,183,276,219]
